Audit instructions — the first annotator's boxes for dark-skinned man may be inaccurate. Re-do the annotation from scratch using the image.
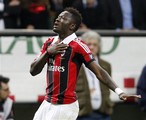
[30,7,141,120]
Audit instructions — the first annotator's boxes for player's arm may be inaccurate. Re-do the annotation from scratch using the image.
[30,43,68,76]
[88,61,141,100]
[30,51,49,76]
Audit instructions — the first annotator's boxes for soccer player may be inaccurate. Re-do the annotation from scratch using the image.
[30,7,141,120]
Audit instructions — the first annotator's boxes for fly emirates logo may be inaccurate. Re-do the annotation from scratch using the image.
[48,66,65,72]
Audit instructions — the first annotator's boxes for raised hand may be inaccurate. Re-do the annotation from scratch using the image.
[119,93,141,101]
[47,43,68,56]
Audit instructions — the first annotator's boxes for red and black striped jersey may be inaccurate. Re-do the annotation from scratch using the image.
[37,33,94,104]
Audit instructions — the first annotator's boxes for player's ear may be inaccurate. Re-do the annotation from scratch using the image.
[70,24,76,31]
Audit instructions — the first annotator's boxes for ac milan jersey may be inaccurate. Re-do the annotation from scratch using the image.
[37,33,94,104]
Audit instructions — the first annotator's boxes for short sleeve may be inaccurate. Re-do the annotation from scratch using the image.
[77,40,95,66]
[35,38,52,60]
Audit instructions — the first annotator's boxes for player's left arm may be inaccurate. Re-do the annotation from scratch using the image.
[88,61,141,101]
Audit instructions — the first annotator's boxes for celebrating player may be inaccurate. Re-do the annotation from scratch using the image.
[30,7,141,120]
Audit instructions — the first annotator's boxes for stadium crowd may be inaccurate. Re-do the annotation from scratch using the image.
[0,0,146,30]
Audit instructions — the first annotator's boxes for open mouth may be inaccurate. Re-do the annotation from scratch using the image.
[53,22,59,28]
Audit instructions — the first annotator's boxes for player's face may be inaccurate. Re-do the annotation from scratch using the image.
[53,11,74,34]
[0,83,10,100]
[86,39,100,57]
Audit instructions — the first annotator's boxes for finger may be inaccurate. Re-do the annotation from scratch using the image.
[123,97,127,101]
[58,47,68,51]
[58,46,68,50]
[57,44,68,48]
[56,51,65,54]
[57,47,68,51]
[127,95,141,98]
[58,47,68,50]
[120,96,127,101]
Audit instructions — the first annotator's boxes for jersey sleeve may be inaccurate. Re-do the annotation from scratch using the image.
[77,40,95,66]
[35,38,52,61]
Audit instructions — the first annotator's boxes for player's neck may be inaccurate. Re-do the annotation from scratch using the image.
[59,32,73,41]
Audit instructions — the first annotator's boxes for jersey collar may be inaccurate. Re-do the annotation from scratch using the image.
[61,33,77,44]
[52,33,77,45]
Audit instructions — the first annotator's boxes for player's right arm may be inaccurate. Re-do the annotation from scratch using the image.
[30,39,49,76]
[30,51,48,76]
[30,40,68,76]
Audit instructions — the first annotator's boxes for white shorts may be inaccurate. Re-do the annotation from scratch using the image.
[33,100,79,120]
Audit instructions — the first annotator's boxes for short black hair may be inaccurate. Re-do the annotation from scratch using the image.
[0,75,9,89]
[64,7,82,32]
